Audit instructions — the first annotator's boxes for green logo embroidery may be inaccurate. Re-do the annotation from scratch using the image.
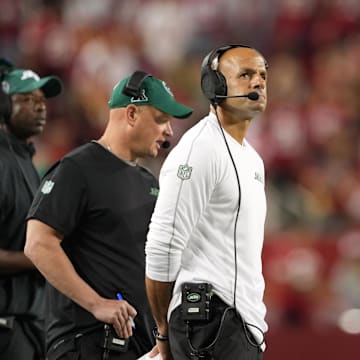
[149,187,159,197]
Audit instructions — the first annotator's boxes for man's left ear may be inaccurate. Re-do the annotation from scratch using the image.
[126,105,137,127]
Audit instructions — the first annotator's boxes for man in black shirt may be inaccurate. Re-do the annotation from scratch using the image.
[25,71,193,360]
[0,60,62,359]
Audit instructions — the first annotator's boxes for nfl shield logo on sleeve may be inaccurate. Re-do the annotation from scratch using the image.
[177,164,192,180]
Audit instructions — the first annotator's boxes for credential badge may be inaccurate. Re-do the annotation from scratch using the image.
[41,180,55,194]
[177,164,192,180]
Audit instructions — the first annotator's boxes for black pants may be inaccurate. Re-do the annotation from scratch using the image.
[47,326,150,360]
[169,295,263,360]
[0,317,45,360]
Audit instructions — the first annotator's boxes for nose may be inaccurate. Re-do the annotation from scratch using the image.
[253,73,266,90]
[34,98,46,111]
[165,122,173,137]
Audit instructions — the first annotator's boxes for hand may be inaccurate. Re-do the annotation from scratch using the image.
[155,339,173,360]
[148,345,159,358]
[91,297,137,338]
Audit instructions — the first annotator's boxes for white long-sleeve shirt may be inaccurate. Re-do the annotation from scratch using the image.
[146,112,268,345]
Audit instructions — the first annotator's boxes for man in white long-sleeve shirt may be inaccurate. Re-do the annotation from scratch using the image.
[145,45,269,360]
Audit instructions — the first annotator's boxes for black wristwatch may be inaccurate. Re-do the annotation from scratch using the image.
[153,326,169,341]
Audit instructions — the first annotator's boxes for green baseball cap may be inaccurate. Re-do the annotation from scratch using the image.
[2,69,62,97]
[108,74,193,119]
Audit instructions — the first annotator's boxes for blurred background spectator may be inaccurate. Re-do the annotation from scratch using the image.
[1,0,360,358]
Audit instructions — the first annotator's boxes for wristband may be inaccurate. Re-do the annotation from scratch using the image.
[153,327,169,341]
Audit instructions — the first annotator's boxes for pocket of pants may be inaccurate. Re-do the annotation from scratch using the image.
[47,336,80,360]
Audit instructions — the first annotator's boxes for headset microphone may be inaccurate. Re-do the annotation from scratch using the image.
[216,92,259,101]
[161,141,170,149]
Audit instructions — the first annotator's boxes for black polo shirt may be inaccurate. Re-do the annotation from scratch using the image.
[27,142,158,350]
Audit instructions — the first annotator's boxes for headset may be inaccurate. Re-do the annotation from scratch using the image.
[122,70,151,98]
[0,59,13,124]
[201,44,268,106]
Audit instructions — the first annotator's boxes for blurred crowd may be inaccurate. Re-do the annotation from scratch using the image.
[1,0,360,332]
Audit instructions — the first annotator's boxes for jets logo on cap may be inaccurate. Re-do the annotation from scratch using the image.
[131,89,148,102]
[161,81,174,97]
[21,70,40,81]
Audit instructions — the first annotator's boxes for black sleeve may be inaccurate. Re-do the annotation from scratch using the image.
[0,158,14,230]
[27,158,87,236]
[0,163,4,225]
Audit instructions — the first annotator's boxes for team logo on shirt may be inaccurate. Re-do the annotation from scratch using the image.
[177,164,192,180]
[254,172,264,184]
[41,180,55,194]
[149,187,159,197]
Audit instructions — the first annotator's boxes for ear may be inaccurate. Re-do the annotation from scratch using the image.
[125,105,137,127]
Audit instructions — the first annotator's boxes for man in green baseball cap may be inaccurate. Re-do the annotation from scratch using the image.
[1,65,63,137]
[0,60,63,360]
[25,71,193,359]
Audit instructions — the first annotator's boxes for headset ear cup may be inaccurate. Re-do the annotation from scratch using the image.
[200,47,230,104]
[0,87,12,123]
[201,51,219,104]
[213,71,227,99]
[201,70,227,104]
[201,72,216,103]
